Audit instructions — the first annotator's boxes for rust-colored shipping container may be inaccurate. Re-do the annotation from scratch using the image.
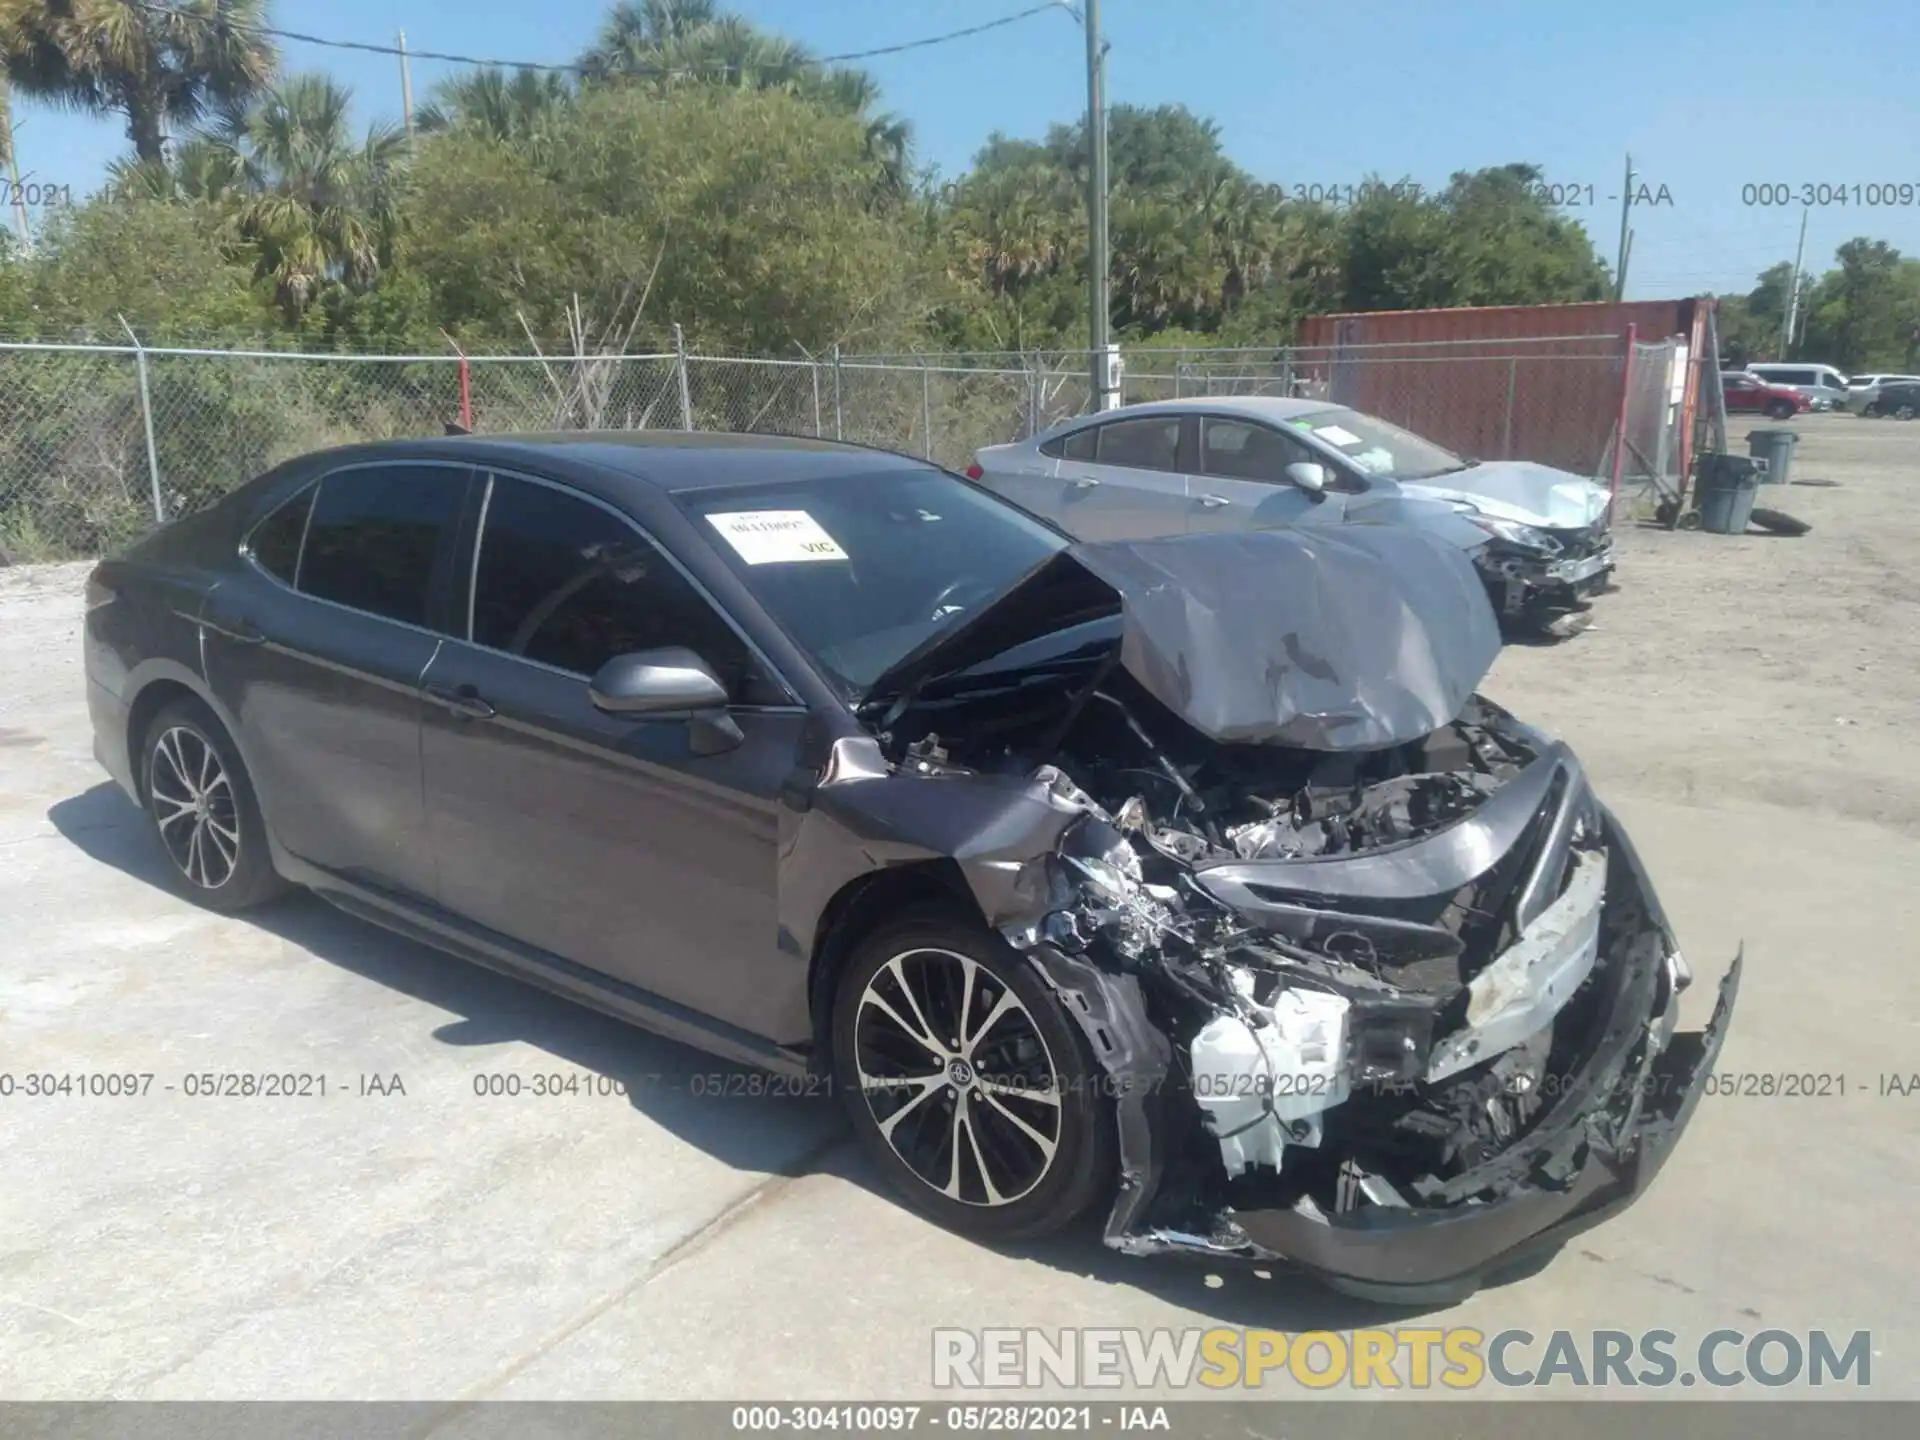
[1293,299,1706,477]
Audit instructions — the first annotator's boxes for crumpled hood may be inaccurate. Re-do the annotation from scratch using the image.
[866,524,1500,751]
[1403,461,1611,529]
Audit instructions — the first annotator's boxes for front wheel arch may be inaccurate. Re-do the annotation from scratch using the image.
[805,861,980,1072]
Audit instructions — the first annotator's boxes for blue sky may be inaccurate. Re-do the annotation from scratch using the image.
[11,0,1918,300]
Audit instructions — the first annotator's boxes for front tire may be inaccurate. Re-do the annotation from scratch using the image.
[141,698,287,912]
[831,910,1114,1242]
[1764,400,1796,420]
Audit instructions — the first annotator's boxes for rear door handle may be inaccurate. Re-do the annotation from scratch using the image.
[424,681,496,719]
[1068,475,1102,489]
[1197,493,1231,509]
[204,612,264,645]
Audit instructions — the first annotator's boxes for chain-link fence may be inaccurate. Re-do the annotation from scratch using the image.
[1,333,1644,561]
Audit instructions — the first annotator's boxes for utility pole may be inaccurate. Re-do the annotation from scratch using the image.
[398,31,416,146]
[1779,205,1808,359]
[1083,0,1112,410]
[1612,152,1636,303]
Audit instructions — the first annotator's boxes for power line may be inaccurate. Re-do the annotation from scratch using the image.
[125,0,1065,79]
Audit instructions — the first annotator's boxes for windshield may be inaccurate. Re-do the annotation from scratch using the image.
[678,468,1066,694]
[1287,407,1468,481]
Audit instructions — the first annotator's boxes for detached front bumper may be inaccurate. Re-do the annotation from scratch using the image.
[1230,950,1739,1300]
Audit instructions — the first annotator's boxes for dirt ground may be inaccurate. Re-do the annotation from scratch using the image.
[1491,413,1920,837]
[1,414,1917,1403]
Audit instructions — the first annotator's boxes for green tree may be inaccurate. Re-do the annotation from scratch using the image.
[576,1,911,200]
[1801,240,1920,372]
[405,83,932,353]
[219,73,407,315]
[416,66,574,144]
[0,0,276,163]
[7,192,268,337]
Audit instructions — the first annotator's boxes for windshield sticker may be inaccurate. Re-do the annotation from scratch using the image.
[1311,424,1363,447]
[706,510,848,565]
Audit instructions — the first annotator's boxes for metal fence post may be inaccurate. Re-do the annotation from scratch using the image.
[811,362,823,437]
[1610,324,1637,507]
[921,358,933,460]
[1502,356,1518,458]
[832,344,844,441]
[673,324,693,430]
[118,315,165,523]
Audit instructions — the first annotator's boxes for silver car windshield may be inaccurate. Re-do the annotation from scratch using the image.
[1287,407,1470,481]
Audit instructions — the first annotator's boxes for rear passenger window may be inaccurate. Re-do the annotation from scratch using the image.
[248,485,313,585]
[1038,429,1098,461]
[298,465,468,627]
[1095,417,1181,471]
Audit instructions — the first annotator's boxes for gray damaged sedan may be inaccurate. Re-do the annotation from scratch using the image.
[972,397,1617,627]
[84,433,1734,1300]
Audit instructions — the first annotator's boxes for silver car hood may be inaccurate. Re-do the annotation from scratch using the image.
[1403,461,1611,529]
[865,524,1501,751]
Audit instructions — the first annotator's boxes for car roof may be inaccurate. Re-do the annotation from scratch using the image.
[1054,395,1338,426]
[286,430,930,503]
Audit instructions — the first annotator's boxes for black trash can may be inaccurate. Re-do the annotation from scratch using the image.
[1747,428,1799,485]
[1695,453,1763,534]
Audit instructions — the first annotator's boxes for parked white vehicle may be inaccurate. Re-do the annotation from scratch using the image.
[1745,363,1850,411]
[1845,374,1920,414]
[969,396,1615,623]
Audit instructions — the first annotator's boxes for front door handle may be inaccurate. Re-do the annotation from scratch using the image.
[204,612,264,645]
[424,682,496,719]
[1196,493,1231,509]
[1068,475,1102,490]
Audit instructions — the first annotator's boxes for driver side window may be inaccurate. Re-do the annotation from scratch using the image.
[1200,417,1314,481]
[470,476,774,701]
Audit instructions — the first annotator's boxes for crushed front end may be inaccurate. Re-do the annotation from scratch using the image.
[885,694,1734,1300]
[991,702,1734,1299]
[1477,520,1617,619]
[860,526,1733,1298]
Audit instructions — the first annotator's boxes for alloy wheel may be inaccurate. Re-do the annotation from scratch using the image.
[149,725,241,890]
[853,947,1064,1207]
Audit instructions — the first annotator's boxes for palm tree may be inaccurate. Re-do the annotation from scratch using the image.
[415,66,573,142]
[578,0,723,84]
[220,73,405,314]
[0,0,276,164]
[107,130,243,201]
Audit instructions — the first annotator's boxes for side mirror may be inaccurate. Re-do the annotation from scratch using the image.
[589,647,728,715]
[590,648,743,755]
[1286,461,1328,495]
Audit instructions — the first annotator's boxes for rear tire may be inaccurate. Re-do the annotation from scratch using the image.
[140,698,287,912]
[831,909,1115,1242]
[1897,404,1917,421]
[1749,507,1812,537]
